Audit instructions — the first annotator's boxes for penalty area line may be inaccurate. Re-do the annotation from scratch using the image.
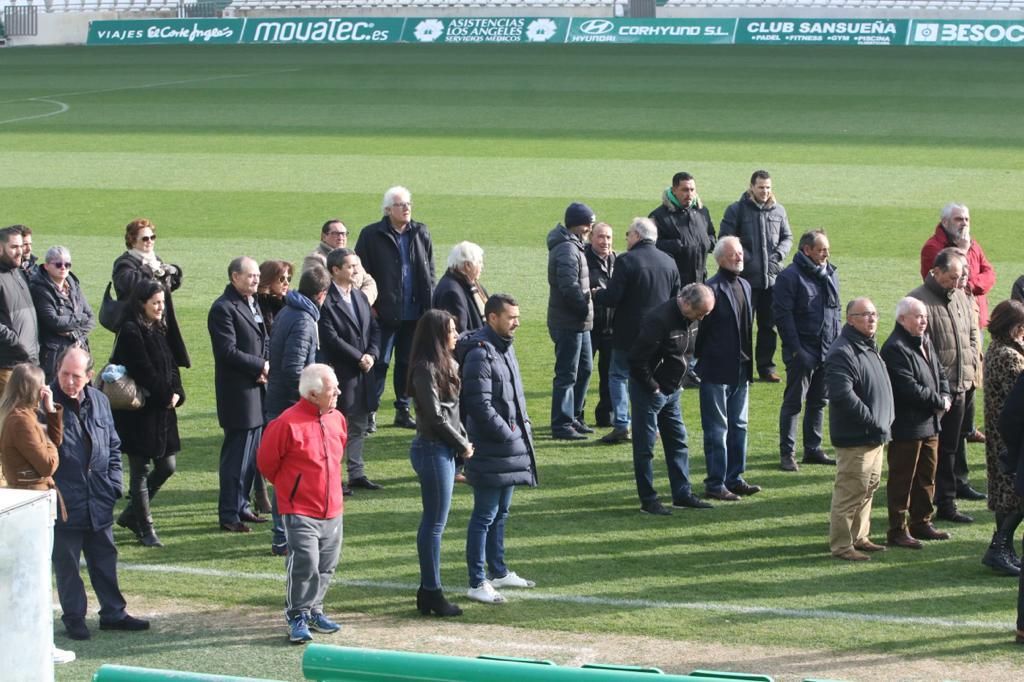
[119,562,1006,631]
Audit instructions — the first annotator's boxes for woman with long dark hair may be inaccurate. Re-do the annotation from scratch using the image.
[407,309,473,617]
[112,280,185,547]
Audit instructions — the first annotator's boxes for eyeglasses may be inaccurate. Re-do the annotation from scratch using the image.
[850,311,879,319]
[391,202,412,210]
[327,230,347,237]
[139,235,157,243]
[279,275,292,284]
[49,261,72,269]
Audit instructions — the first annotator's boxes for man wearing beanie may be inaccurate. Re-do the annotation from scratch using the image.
[546,202,596,440]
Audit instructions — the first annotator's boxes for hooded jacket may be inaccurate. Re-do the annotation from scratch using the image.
[546,224,593,331]
[650,188,716,285]
[265,290,321,422]
[719,191,793,290]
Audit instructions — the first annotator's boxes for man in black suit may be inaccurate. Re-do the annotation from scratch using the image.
[209,256,270,533]
[355,185,436,430]
[319,248,382,491]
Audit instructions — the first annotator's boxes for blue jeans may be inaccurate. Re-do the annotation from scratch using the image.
[466,484,514,588]
[699,378,750,493]
[549,327,593,432]
[779,359,827,456]
[410,438,456,591]
[609,349,631,430]
[629,381,691,504]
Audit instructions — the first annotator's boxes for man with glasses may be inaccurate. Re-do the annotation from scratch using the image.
[825,297,894,561]
[909,248,981,524]
[355,188,436,430]
[302,220,378,306]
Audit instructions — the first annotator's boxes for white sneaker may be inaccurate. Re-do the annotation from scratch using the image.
[53,646,76,665]
[466,580,506,604]
[490,571,536,589]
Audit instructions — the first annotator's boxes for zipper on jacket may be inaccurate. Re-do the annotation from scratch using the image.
[289,474,302,503]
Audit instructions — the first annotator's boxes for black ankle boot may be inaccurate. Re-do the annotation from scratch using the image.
[416,587,462,617]
[116,507,141,538]
[982,532,1020,576]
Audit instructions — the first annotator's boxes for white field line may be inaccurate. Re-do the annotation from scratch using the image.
[0,98,70,125]
[119,562,1008,631]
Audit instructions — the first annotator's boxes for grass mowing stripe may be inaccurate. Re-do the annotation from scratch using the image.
[119,563,1007,631]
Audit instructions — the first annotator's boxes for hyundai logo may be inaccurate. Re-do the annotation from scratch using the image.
[579,19,614,35]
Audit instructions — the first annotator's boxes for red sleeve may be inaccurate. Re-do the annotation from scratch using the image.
[970,242,996,296]
[256,417,287,484]
[920,238,942,282]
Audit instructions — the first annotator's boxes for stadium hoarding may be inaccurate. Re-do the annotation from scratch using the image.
[87,17,403,45]
[565,18,736,44]
[88,18,240,45]
[401,17,569,43]
[735,19,910,46]
[908,19,1024,46]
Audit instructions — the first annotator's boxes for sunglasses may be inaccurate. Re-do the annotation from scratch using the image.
[138,235,157,243]
[49,261,72,269]
[279,275,292,284]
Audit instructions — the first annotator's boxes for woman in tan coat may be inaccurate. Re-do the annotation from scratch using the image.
[0,362,62,490]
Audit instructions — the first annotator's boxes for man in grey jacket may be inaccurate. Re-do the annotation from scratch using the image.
[719,171,793,382]
[0,225,39,394]
[825,297,894,561]
[547,202,595,440]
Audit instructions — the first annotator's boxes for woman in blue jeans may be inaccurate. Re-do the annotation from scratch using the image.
[408,309,473,617]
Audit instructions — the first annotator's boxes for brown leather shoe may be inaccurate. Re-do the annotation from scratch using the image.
[908,522,951,541]
[1016,629,1024,644]
[706,488,741,502]
[887,529,923,550]
[834,548,870,561]
[780,455,800,472]
[759,371,782,383]
[966,429,986,444]
[853,538,887,553]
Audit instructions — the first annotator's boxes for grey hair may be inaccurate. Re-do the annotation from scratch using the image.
[713,235,742,261]
[447,241,484,271]
[895,296,925,319]
[45,245,71,264]
[627,217,657,242]
[679,282,713,309]
[940,202,968,223]
[382,185,411,213]
[298,363,337,400]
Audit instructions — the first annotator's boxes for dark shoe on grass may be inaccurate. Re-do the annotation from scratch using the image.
[65,619,91,641]
[600,428,631,445]
[802,449,836,465]
[780,455,799,472]
[727,481,762,497]
[100,615,150,632]
[908,522,951,541]
[640,500,672,516]
[672,493,713,510]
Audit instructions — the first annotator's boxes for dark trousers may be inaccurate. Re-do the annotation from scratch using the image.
[591,331,613,426]
[886,436,939,529]
[374,319,418,412]
[956,388,975,487]
[750,286,778,375]
[778,359,827,457]
[52,525,127,626]
[124,454,176,530]
[1018,535,1024,631]
[219,426,262,524]
[935,391,968,509]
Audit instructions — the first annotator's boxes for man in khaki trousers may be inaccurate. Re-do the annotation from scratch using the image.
[823,297,895,561]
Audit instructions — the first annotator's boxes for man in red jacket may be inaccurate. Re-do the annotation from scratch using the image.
[258,363,347,644]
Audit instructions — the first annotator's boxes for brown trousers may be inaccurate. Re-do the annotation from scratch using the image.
[886,436,939,530]
[0,367,11,487]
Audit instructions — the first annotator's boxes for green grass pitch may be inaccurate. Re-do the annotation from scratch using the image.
[2,42,1024,679]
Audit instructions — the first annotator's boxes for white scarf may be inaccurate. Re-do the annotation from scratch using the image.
[130,248,162,271]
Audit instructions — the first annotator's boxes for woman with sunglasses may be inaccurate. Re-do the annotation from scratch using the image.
[111,218,190,369]
[30,246,95,383]
[257,259,294,337]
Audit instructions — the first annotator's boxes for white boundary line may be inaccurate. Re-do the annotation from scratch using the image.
[120,562,1008,631]
[0,98,70,125]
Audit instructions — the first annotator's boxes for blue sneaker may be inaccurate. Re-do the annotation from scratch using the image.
[307,612,341,634]
[288,614,312,644]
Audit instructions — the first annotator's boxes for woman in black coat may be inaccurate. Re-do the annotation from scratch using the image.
[111,218,190,368]
[432,241,488,333]
[29,245,95,382]
[112,280,185,548]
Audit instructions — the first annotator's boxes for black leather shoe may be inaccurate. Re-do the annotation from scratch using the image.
[350,476,382,490]
[802,449,836,465]
[600,428,631,444]
[552,429,587,441]
[780,455,800,472]
[672,493,713,509]
[220,521,251,533]
[240,511,268,523]
[572,420,595,434]
[100,614,150,632]
[394,408,417,429]
[956,485,987,501]
[65,619,91,641]
[728,481,762,497]
[706,488,741,502]
[640,500,672,516]
[367,411,377,434]
[936,507,974,524]
[138,530,163,548]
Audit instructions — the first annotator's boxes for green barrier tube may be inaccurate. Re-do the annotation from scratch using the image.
[93,663,287,682]
[302,645,767,682]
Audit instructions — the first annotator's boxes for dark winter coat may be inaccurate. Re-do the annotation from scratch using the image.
[455,325,537,489]
[0,260,39,368]
[908,275,979,394]
[355,217,435,325]
[208,284,268,431]
[112,251,190,368]
[52,384,123,531]
[629,298,698,395]
[432,269,487,333]
[110,317,184,459]
[719,191,793,290]
[594,240,679,351]
[546,224,593,331]
[650,191,716,285]
[998,372,1024,497]
[773,251,841,369]
[30,269,95,381]
[695,268,753,385]
[584,245,615,337]
[264,291,320,422]
[879,323,950,442]
[256,292,285,338]
[318,285,380,417]
[824,324,894,448]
